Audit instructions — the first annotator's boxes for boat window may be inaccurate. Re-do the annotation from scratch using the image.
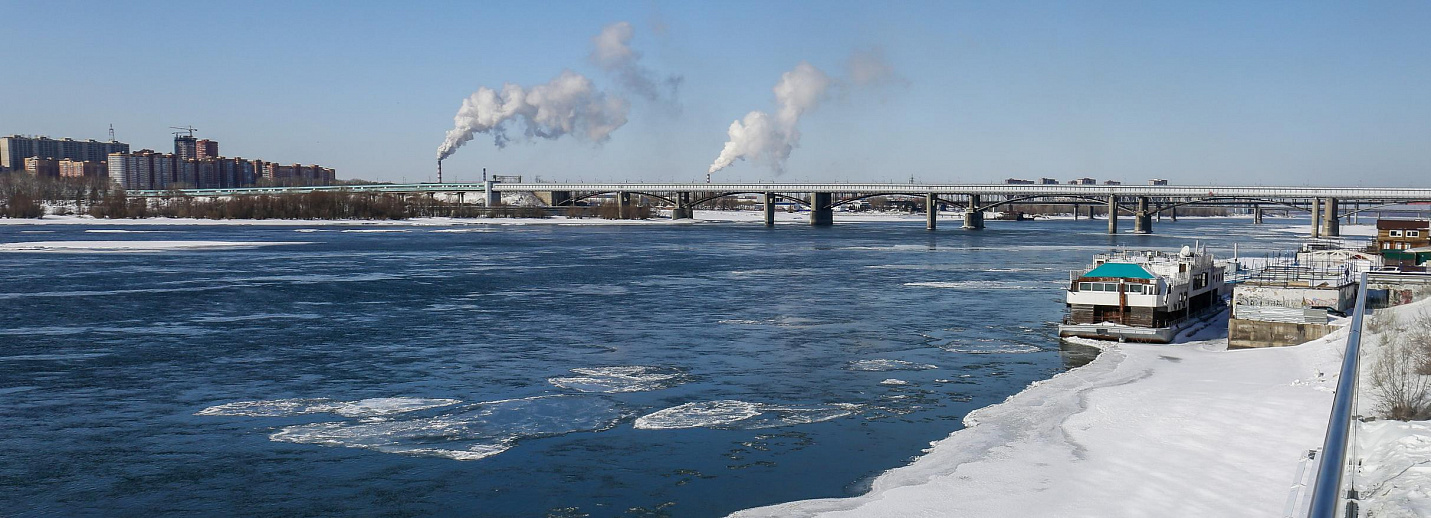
[1079,283,1092,291]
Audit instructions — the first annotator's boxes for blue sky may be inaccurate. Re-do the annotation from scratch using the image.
[5,1,1430,185]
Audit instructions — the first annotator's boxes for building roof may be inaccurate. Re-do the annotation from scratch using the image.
[1083,263,1155,279]
[1376,219,1429,230]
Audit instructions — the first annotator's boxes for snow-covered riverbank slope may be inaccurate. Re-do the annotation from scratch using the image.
[736,325,1347,517]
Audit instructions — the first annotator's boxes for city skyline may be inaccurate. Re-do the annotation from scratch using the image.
[6,1,1431,186]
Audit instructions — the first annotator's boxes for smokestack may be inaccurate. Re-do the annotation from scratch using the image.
[483,168,487,182]
[437,159,443,184]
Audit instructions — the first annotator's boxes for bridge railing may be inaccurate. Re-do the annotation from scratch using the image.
[1305,271,1431,517]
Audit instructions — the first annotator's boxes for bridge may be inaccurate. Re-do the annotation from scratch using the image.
[128,182,1431,236]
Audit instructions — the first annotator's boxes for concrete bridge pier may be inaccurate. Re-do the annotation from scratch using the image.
[1107,196,1119,234]
[810,192,833,226]
[1156,202,1162,222]
[484,180,500,206]
[1072,204,1079,220]
[617,191,632,219]
[1323,197,1339,237]
[926,193,937,230]
[1310,197,1322,238]
[763,192,776,227]
[1087,205,1096,220]
[1253,204,1263,224]
[671,192,694,220]
[1133,197,1152,234]
[962,195,984,229]
[1169,205,1177,222]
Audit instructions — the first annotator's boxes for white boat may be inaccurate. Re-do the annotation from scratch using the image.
[1058,245,1227,343]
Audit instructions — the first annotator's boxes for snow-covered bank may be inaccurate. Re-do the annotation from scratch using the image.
[735,329,1346,517]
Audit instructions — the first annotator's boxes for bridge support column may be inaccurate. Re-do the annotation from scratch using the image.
[1088,205,1096,220]
[962,195,984,229]
[1156,203,1162,222]
[484,180,500,206]
[1310,197,1322,238]
[1323,197,1339,237]
[1253,204,1263,225]
[1107,196,1119,234]
[1134,197,1152,234]
[1170,205,1177,222]
[618,191,632,219]
[810,192,833,226]
[671,192,694,220]
[926,193,937,230]
[1072,204,1079,220]
[763,192,776,227]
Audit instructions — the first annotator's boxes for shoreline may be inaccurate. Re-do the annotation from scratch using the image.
[0,210,1315,227]
[734,321,1346,517]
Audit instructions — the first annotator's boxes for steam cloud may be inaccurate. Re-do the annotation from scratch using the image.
[590,21,682,102]
[437,71,630,161]
[708,62,832,174]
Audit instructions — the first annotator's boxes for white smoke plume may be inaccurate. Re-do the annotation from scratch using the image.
[708,62,832,174]
[847,47,904,87]
[437,71,630,160]
[590,21,682,103]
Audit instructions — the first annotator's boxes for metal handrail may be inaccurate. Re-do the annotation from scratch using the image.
[1307,271,1370,517]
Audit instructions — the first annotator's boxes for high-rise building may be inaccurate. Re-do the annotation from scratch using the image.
[174,135,197,160]
[24,157,60,177]
[2,135,129,171]
[58,159,105,179]
[196,139,218,159]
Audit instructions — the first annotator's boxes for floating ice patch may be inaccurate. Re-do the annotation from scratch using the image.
[0,241,310,253]
[548,366,688,393]
[269,395,627,461]
[196,397,461,417]
[879,379,909,386]
[197,398,332,417]
[846,359,938,372]
[84,229,172,233]
[943,343,1043,354]
[340,229,410,233]
[430,228,493,233]
[633,400,858,430]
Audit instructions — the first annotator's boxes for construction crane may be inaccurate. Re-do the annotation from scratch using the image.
[170,125,197,138]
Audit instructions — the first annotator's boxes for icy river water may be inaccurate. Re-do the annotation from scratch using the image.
[0,216,1314,517]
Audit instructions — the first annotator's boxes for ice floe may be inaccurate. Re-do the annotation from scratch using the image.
[547,366,689,393]
[634,400,858,430]
[268,395,627,461]
[196,397,461,417]
[845,359,938,371]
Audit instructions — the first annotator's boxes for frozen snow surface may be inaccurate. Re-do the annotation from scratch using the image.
[734,330,1347,517]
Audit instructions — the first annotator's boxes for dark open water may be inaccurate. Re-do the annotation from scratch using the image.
[0,216,1314,517]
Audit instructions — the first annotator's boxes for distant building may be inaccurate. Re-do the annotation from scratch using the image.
[58,158,105,179]
[24,157,59,177]
[174,135,198,160]
[1039,178,1059,184]
[1,135,129,171]
[196,139,218,159]
[1149,179,1169,186]
[1103,180,1122,185]
[1376,219,1431,253]
[1004,178,1035,185]
[1070,178,1097,185]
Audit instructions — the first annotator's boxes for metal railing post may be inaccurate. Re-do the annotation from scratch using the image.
[1307,271,1370,517]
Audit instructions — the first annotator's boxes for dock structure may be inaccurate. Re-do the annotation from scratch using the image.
[127,183,1431,235]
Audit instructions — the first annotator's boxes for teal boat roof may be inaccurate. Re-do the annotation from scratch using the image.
[1083,262,1155,279]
